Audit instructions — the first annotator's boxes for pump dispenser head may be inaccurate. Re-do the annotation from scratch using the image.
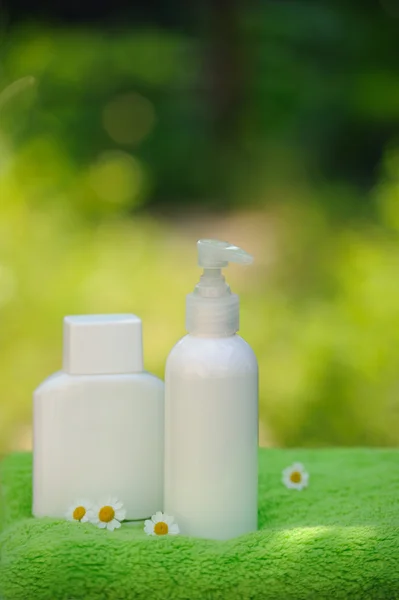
[197,239,253,269]
[186,239,253,336]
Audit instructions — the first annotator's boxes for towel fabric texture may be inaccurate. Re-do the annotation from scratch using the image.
[0,448,398,600]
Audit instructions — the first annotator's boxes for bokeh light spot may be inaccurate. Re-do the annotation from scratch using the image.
[102,92,156,145]
[88,151,144,205]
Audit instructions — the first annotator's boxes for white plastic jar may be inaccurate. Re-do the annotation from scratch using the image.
[33,314,164,520]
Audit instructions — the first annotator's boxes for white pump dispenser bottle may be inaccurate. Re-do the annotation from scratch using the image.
[164,240,258,540]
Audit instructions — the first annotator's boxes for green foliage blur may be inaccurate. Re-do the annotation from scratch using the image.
[1,1,399,452]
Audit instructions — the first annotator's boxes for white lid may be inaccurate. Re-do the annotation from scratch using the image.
[63,314,143,375]
[186,240,253,336]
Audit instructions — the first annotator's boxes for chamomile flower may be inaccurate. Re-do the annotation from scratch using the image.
[282,462,309,490]
[66,500,93,523]
[90,498,126,531]
[144,511,180,536]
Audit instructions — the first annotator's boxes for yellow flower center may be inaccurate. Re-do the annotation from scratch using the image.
[290,471,302,484]
[154,521,169,535]
[72,506,86,521]
[99,506,115,523]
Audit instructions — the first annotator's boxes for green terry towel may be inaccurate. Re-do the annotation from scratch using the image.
[1,449,398,600]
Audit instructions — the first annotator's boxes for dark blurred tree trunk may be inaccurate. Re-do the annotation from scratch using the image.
[199,0,254,204]
[204,0,249,143]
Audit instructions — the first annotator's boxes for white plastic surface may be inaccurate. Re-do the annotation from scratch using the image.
[33,313,164,520]
[33,371,164,519]
[63,314,143,375]
[164,333,258,540]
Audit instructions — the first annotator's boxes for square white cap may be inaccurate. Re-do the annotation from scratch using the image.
[63,314,143,375]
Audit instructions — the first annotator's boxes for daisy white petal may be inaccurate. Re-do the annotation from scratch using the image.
[153,511,164,523]
[144,521,155,535]
[163,514,175,526]
[284,480,296,489]
[114,508,126,522]
[292,462,305,471]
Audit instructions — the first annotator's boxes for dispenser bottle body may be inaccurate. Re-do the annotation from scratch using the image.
[33,372,164,519]
[164,333,258,540]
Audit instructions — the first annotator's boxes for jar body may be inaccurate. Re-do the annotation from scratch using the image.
[164,334,258,540]
[33,372,164,519]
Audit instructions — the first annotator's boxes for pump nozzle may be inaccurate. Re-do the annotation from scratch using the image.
[197,239,253,269]
[186,239,253,336]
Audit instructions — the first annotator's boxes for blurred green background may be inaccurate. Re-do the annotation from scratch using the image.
[1,0,399,453]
